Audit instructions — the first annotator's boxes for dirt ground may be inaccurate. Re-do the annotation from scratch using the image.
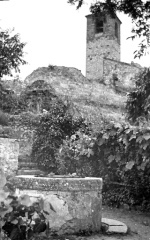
[92,205,150,240]
[51,205,150,240]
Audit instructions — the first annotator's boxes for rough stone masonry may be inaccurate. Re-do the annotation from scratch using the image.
[0,138,19,175]
[86,13,142,87]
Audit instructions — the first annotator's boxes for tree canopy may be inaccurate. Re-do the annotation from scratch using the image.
[68,0,150,58]
[0,28,27,78]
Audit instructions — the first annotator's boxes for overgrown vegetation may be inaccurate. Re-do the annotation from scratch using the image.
[56,130,95,176]
[1,65,150,211]
[0,28,27,78]
[31,99,90,172]
[126,68,150,123]
[55,120,150,210]
[0,169,51,240]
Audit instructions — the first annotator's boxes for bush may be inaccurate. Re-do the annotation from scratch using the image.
[0,169,50,240]
[126,68,150,123]
[56,130,96,177]
[31,99,90,173]
[56,119,150,210]
[94,121,150,210]
[0,82,18,114]
[0,110,9,126]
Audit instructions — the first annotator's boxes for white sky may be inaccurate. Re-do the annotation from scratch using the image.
[0,0,150,80]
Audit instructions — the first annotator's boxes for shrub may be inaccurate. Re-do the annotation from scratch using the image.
[55,119,150,210]
[126,68,150,123]
[0,82,18,114]
[31,99,90,173]
[0,110,9,126]
[93,121,150,210]
[56,130,96,177]
[0,169,50,240]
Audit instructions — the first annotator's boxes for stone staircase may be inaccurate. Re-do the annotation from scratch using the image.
[17,155,44,175]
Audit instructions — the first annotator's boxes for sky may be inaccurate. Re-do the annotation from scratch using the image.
[0,0,150,80]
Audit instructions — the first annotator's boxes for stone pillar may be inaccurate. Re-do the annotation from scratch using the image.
[0,138,19,175]
[12,176,103,235]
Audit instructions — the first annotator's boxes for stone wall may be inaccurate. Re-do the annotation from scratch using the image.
[103,58,142,88]
[0,138,19,175]
[86,14,121,81]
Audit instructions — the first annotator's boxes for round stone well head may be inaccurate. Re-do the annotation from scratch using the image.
[12,175,103,235]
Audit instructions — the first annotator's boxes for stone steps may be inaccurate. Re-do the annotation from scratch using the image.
[17,169,44,175]
[17,155,43,175]
[18,161,37,170]
[18,155,31,163]
[18,155,40,175]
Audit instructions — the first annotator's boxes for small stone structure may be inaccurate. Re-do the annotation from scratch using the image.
[0,138,19,175]
[103,58,141,88]
[12,175,103,235]
[86,13,142,86]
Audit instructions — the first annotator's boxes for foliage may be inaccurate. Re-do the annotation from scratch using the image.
[31,99,90,173]
[95,121,150,209]
[16,82,57,114]
[0,111,9,126]
[56,130,96,177]
[68,0,150,58]
[0,28,27,78]
[126,68,150,123]
[0,82,18,114]
[10,112,41,130]
[47,64,56,71]
[0,169,51,240]
[55,119,150,210]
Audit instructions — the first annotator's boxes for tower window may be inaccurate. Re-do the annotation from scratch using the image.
[115,22,118,38]
[96,19,103,33]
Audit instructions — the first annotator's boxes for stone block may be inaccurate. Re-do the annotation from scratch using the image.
[12,176,103,235]
[102,218,128,234]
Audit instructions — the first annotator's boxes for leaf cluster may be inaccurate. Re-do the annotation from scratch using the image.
[31,99,90,173]
[126,68,150,123]
[0,83,17,114]
[0,169,52,240]
[56,130,95,177]
[0,29,27,78]
[56,120,150,210]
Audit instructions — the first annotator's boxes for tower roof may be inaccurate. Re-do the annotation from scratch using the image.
[85,13,122,24]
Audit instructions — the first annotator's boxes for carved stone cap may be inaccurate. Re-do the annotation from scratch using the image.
[12,175,103,192]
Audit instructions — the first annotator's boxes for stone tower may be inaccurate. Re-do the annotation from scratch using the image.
[86,13,121,81]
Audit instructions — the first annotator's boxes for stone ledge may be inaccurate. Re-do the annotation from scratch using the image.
[12,175,103,192]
